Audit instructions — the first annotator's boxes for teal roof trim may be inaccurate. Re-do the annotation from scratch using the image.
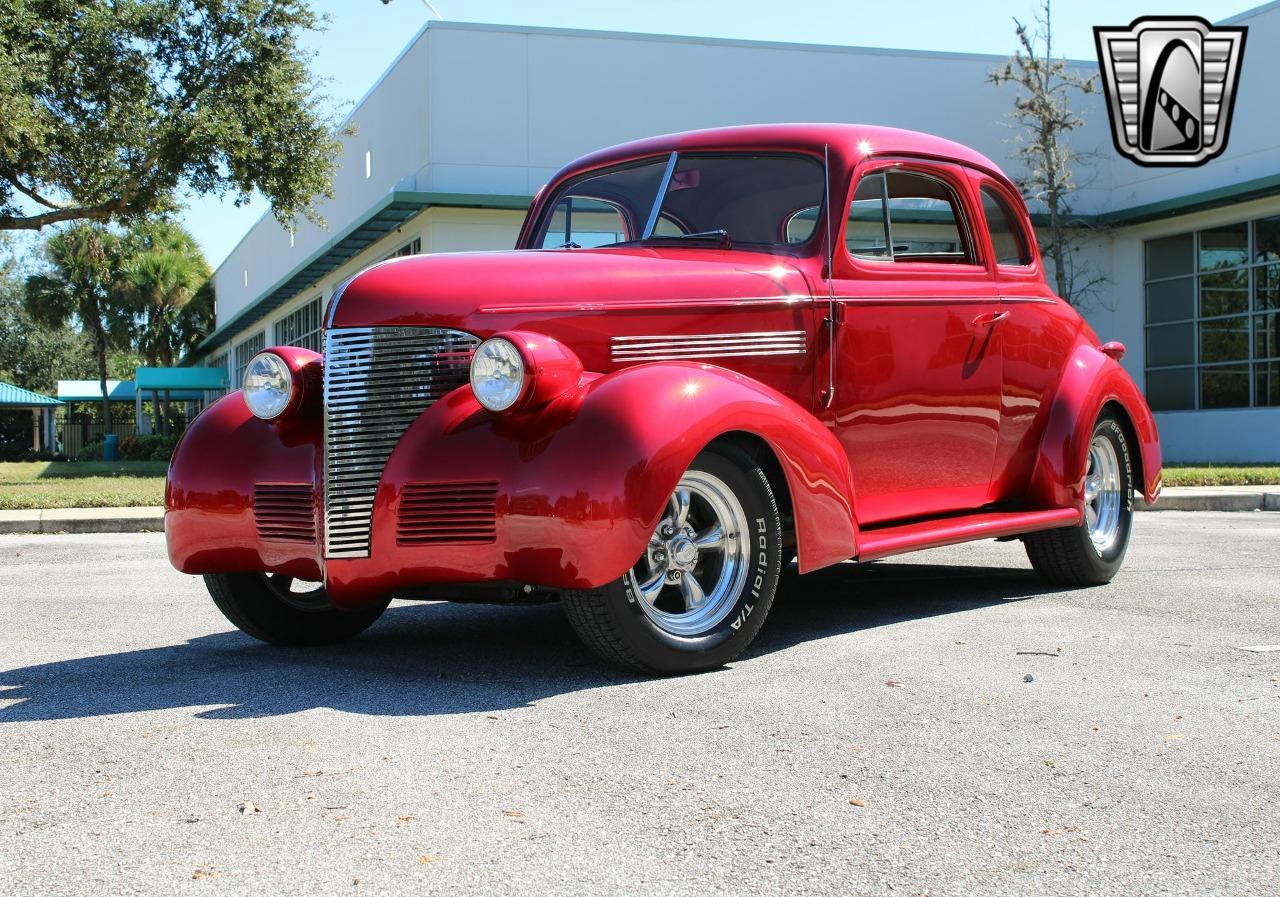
[136,367,228,391]
[1097,172,1280,227]
[188,190,532,362]
[0,381,61,407]
[1024,173,1280,229]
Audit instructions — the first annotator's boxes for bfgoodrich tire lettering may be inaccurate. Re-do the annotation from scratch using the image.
[561,448,783,675]
[1024,411,1135,586]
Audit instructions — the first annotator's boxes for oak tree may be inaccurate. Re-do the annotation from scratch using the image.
[0,0,341,232]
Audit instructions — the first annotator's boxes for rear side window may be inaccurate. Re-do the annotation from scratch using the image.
[980,187,1033,266]
[847,170,974,264]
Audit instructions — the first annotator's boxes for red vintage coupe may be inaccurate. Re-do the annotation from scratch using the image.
[167,124,1162,674]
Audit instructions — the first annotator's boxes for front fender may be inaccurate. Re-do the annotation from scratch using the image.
[165,389,323,580]
[324,362,856,602]
[1027,344,1162,509]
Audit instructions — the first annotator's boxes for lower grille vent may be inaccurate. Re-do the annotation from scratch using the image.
[253,484,316,543]
[398,481,499,545]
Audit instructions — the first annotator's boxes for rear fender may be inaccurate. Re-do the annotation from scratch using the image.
[1027,344,1162,508]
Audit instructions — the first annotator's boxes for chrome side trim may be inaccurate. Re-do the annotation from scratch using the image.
[610,330,806,363]
[323,326,479,558]
[478,295,810,314]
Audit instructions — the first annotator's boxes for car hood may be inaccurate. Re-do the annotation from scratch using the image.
[327,247,814,333]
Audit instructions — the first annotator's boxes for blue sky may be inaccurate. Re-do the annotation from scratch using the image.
[182,0,1261,269]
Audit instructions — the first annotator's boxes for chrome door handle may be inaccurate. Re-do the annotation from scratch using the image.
[972,311,1010,327]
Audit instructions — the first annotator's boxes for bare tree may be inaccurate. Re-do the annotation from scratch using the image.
[989,0,1105,306]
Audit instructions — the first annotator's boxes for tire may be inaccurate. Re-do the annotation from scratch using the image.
[204,572,390,646]
[1024,411,1135,586]
[562,448,783,675]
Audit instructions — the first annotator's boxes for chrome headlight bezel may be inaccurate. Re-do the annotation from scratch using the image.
[469,337,528,412]
[242,351,295,420]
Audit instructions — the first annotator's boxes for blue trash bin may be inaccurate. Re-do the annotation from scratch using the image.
[103,433,119,462]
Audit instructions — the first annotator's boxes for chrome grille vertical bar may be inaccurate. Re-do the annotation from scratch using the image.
[323,327,479,558]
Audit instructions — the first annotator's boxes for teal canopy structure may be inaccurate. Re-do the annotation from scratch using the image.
[0,381,61,452]
[136,367,228,392]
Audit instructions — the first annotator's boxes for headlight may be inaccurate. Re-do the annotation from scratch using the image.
[470,337,527,412]
[242,352,294,420]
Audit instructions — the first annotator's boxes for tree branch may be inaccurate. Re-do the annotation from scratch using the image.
[5,176,67,211]
[0,198,131,231]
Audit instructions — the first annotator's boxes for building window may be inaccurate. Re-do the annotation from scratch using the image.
[206,351,230,401]
[275,298,322,352]
[383,237,421,261]
[232,332,265,388]
[1144,215,1280,411]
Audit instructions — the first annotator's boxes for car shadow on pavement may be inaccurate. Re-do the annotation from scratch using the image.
[0,561,1058,723]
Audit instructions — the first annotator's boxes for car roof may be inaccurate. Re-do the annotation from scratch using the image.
[555,123,1004,180]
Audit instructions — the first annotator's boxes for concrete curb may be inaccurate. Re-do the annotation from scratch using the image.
[1140,488,1280,513]
[0,507,164,535]
[0,488,1276,535]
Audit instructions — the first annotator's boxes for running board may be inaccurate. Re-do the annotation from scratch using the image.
[856,508,1082,562]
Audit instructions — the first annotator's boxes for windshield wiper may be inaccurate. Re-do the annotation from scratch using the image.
[640,229,732,248]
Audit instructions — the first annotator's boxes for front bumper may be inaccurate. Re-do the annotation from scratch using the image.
[166,385,654,609]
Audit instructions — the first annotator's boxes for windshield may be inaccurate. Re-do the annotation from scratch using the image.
[535,152,825,250]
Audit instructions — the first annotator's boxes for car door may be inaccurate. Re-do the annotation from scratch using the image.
[972,177,1081,502]
[824,160,1004,525]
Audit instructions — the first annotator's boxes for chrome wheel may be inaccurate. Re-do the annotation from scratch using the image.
[1084,434,1123,554]
[262,574,329,612]
[626,470,751,637]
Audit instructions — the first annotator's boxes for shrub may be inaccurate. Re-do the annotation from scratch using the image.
[78,433,181,462]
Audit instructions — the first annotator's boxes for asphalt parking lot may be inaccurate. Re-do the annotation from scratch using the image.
[1,512,1277,896]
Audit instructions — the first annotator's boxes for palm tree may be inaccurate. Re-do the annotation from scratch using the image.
[24,224,128,434]
[117,221,212,434]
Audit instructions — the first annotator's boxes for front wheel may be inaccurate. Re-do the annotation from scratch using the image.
[1024,411,1135,585]
[562,448,783,675]
[204,572,390,645]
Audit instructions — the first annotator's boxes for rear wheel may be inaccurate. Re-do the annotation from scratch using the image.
[562,449,782,675]
[204,572,389,645]
[1024,411,1134,585]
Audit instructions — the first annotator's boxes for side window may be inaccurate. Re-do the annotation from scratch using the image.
[540,198,629,248]
[652,213,688,238]
[980,187,1033,266]
[847,169,975,264]
[785,207,819,244]
[847,174,890,258]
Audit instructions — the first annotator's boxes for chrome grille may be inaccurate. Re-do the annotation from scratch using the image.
[323,327,479,558]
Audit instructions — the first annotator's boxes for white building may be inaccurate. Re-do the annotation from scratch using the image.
[195,8,1280,462]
